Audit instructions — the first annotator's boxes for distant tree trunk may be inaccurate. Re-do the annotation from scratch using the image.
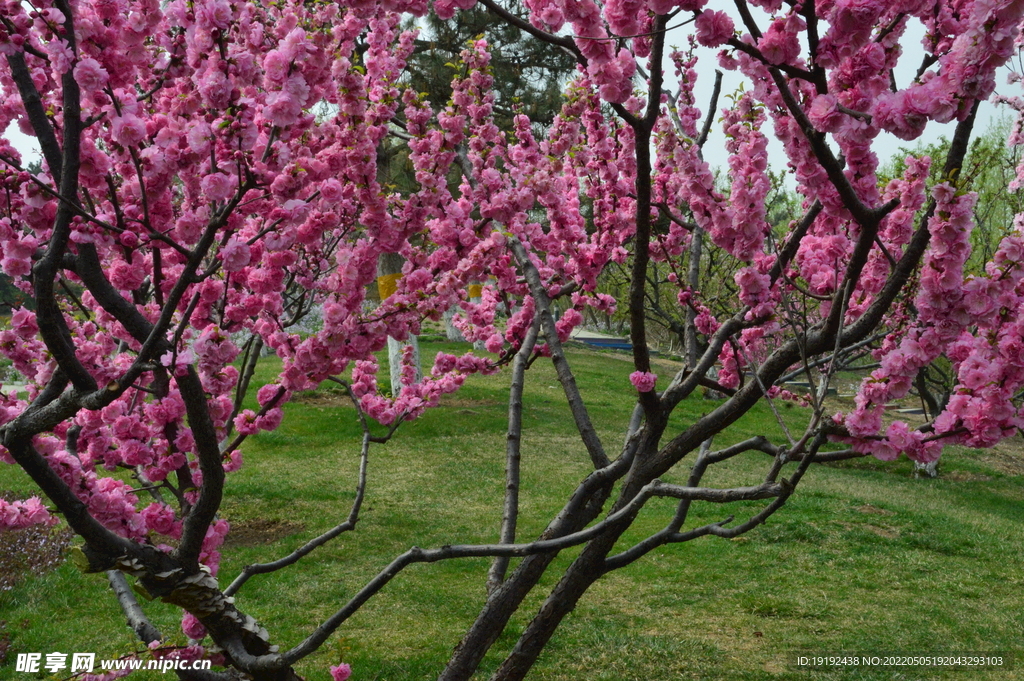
[444,307,466,342]
[914,370,942,478]
[469,280,486,352]
[379,252,421,391]
[685,226,703,370]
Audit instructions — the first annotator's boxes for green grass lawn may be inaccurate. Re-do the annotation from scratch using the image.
[2,342,1023,680]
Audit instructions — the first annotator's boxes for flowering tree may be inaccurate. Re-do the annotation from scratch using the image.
[878,123,1024,427]
[2,0,1024,679]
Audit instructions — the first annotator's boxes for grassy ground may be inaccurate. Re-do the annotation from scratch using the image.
[1,342,1023,680]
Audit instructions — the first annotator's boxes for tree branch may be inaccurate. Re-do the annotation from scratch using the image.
[224,385,372,597]
[697,70,723,151]
[488,315,542,594]
[107,569,163,644]
[509,238,609,469]
[4,51,63,184]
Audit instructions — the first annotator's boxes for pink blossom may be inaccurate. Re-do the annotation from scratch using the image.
[201,173,236,203]
[265,90,303,127]
[141,503,178,536]
[629,371,658,392]
[255,408,283,432]
[0,497,53,529]
[590,48,636,104]
[872,92,926,141]
[10,307,37,339]
[45,39,74,74]
[182,613,208,640]
[910,440,942,464]
[830,0,882,35]
[695,10,734,47]
[758,18,801,66]
[263,50,291,85]
[74,58,109,92]
[257,384,286,408]
[111,114,147,147]
[845,405,881,437]
[734,267,770,307]
[199,0,233,29]
[604,0,644,37]
[537,4,565,29]
[330,664,352,681]
[221,238,251,272]
[233,410,259,436]
[223,449,243,472]
[807,94,843,132]
[321,179,344,204]
[198,67,233,109]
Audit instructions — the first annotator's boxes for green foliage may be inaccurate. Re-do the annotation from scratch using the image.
[0,272,31,314]
[404,4,576,129]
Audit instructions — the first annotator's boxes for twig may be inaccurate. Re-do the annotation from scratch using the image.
[697,70,723,151]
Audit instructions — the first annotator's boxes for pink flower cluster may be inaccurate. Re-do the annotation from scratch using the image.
[629,371,658,392]
[695,10,734,47]
[0,497,53,530]
[355,352,498,426]
[718,93,770,262]
[524,0,639,103]
[330,664,353,681]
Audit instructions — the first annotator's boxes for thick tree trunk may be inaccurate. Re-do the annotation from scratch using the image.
[438,482,615,680]
[486,447,660,681]
[489,534,615,681]
[439,552,564,680]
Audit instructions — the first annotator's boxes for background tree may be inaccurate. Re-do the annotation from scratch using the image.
[404,3,576,129]
[1,2,1024,681]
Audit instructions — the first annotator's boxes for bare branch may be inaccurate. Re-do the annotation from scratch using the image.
[509,238,609,469]
[281,468,774,665]
[224,384,373,597]
[649,478,785,502]
[4,51,63,184]
[697,70,724,151]
[488,316,542,594]
[107,570,162,644]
